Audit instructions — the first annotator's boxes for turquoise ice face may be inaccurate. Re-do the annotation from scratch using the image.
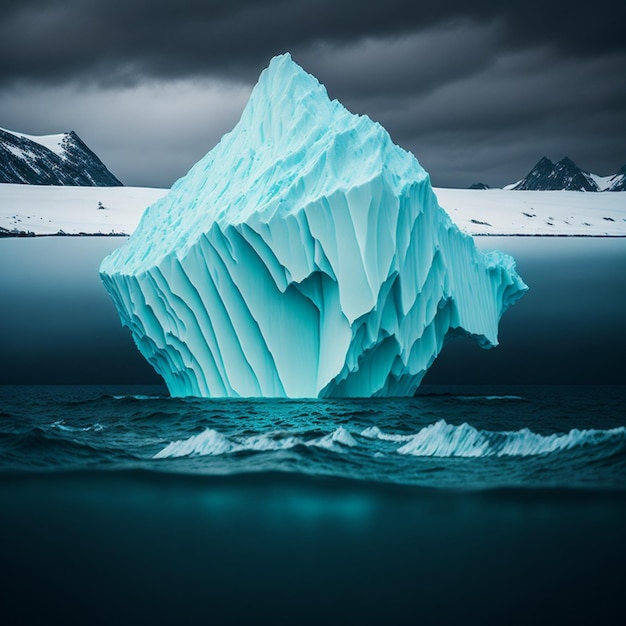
[99,53,527,398]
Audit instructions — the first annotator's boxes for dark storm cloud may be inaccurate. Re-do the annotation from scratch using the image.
[300,39,626,186]
[297,22,502,101]
[1,0,624,187]
[1,0,624,87]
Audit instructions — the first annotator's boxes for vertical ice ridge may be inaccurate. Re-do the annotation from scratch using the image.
[100,53,527,398]
[151,262,223,396]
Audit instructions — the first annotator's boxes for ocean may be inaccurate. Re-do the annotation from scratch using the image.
[1,384,625,625]
[1,236,625,624]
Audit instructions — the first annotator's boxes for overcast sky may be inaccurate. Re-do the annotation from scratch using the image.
[1,0,625,189]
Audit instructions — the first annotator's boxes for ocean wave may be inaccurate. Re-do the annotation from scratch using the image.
[50,420,104,433]
[153,426,357,459]
[394,420,626,458]
[4,428,107,464]
[153,428,232,458]
[454,395,525,402]
[112,395,165,401]
[361,426,413,442]
[153,420,626,460]
[233,433,302,453]
[309,426,357,450]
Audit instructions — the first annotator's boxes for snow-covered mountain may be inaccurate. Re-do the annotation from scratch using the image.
[0,127,122,186]
[511,157,626,192]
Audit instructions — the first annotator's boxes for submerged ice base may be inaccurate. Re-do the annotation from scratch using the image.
[100,54,527,398]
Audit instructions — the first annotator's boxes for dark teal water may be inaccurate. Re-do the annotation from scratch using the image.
[1,236,625,624]
[2,385,626,489]
[1,384,625,624]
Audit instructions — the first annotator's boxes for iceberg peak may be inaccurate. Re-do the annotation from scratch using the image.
[235,52,334,157]
[100,54,527,398]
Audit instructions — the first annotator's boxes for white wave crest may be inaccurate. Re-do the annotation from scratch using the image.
[50,420,104,433]
[397,420,626,458]
[153,421,623,461]
[397,421,490,457]
[153,428,233,458]
[153,426,357,459]
[361,425,414,442]
[309,426,358,450]
[234,433,302,452]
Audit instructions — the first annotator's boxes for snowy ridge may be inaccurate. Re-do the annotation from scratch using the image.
[153,421,625,459]
[100,53,527,398]
[589,173,616,192]
[606,165,626,192]
[1,128,67,157]
[0,127,122,186]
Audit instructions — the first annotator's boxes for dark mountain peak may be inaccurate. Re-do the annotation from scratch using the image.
[468,182,490,190]
[536,156,554,168]
[512,157,554,190]
[555,156,576,168]
[0,127,122,186]
[513,156,598,192]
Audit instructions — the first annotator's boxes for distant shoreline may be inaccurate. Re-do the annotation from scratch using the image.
[2,231,625,239]
[0,230,129,238]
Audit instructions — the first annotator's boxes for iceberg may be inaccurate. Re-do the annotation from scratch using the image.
[100,53,527,398]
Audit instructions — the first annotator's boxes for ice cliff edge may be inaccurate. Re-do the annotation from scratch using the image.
[100,53,527,398]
